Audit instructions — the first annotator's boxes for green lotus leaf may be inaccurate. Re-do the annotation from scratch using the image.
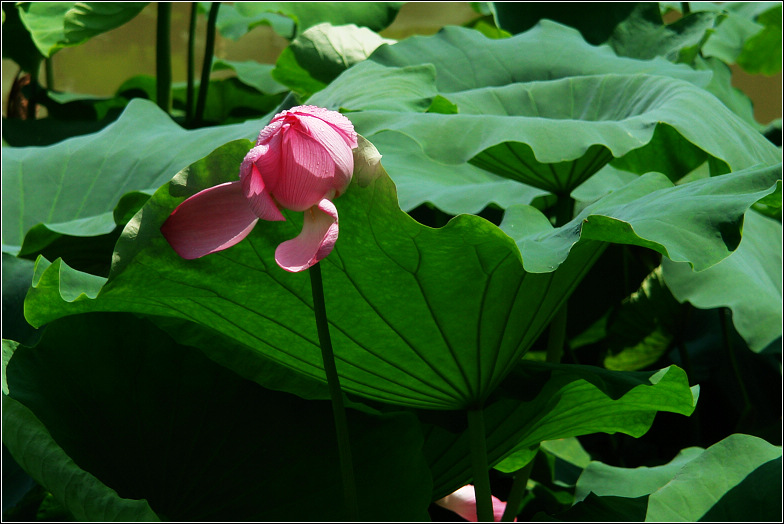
[272,23,395,98]
[2,99,267,256]
[17,2,148,58]
[662,210,783,352]
[211,59,288,95]
[573,433,782,522]
[367,22,710,91]
[422,363,697,498]
[343,74,779,193]
[500,164,781,273]
[24,140,603,410]
[216,2,403,40]
[369,130,548,214]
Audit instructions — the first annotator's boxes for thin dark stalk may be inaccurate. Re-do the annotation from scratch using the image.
[156,2,172,113]
[185,2,198,122]
[545,195,575,364]
[195,2,220,125]
[681,2,691,15]
[45,57,54,90]
[720,308,752,429]
[467,408,494,522]
[501,456,535,522]
[26,67,39,120]
[309,263,358,520]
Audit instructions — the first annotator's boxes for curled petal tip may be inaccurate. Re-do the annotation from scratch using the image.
[275,198,339,272]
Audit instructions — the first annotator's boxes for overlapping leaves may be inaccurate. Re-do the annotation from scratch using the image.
[24,140,778,410]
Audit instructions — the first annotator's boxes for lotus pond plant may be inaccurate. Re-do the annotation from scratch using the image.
[2,2,782,522]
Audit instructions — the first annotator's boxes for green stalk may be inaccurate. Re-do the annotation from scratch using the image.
[309,262,358,520]
[194,2,220,125]
[467,408,494,522]
[545,195,575,364]
[185,2,198,123]
[156,2,172,113]
[45,57,54,91]
[501,456,535,522]
[720,308,752,429]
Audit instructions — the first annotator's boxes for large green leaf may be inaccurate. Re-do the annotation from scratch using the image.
[212,59,288,95]
[17,2,147,58]
[4,313,432,521]
[422,363,697,498]
[341,74,779,193]
[370,130,548,214]
[272,23,395,99]
[662,210,783,352]
[1,99,267,255]
[366,21,711,92]
[236,2,403,37]
[499,164,781,273]
[24,140,602,410]
[2,396,160,521]
[213,2,403,40]
[573,433,782,522]
[309,22,776,196]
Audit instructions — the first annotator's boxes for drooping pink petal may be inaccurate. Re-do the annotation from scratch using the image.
[275,198,339,272]
[274,128,338,211]
[435,485,511,522]
[161,181,259,260]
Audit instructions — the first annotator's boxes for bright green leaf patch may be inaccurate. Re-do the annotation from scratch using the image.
[662,210,783,352]
[18,2,147,58]
[272,23,394,99]
[2,99,268,255]
[573,434,782,522]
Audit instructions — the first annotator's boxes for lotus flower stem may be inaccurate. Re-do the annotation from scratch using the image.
[467,408,494,522]
[309,262,359,519]
[155,2,172,113]
[185,2,198,123]
[501,455,535,521]
[195,2,220,125]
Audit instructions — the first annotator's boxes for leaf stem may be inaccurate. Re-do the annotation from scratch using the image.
[501,455,535,522]
[467,408,494,522]
[185,2,198,123]
[719,307,752,429]
[44,57,54,91]
[195,2,221,125]
[546,195,575,363]
[309,262,358,520]
[156,2,172,113]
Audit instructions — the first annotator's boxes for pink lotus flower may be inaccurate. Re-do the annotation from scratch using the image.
[435,484,512,522]
[161,105,358,272]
